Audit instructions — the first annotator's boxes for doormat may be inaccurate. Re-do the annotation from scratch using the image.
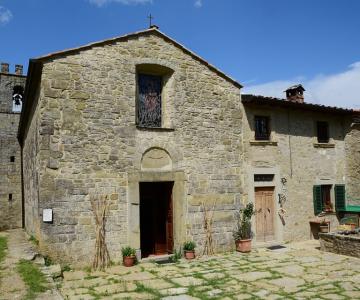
[155,258,174,265]
[267,245,286,250]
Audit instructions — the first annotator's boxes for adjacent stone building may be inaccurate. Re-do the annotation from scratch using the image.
[0,62,26,230]
[15,28,360,265]
[242,89,359,244]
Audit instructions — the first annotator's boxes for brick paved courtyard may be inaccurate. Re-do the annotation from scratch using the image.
[60,240,360,300]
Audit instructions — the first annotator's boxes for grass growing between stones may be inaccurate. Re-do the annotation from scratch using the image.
[17,259,48,300]
[0,236,7,264]
[135,282,162,298]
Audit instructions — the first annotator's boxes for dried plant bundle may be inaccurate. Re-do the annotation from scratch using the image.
[90,194,111,270]
[201,199,216,256]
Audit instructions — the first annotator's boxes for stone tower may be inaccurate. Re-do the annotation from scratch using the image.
[0,62,26,230]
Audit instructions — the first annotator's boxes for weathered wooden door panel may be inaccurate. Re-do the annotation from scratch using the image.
[140,182,174,257]
[166,194,174,253]
[255,187,275,242]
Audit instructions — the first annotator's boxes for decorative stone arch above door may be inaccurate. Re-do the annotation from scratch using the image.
[135,143,182,171]
[141,147,172,171]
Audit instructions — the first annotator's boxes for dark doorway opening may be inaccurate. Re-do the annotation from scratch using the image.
[140,181,174,258]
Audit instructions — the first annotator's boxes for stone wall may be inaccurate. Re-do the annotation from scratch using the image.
[320,232,360,258]
[23,87,41,236]
[22,31,242,264]
[242,104,352,243]
[0,69,26,230]
[345,122,360,205]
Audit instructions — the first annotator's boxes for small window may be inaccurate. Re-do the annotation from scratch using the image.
[12,85,24,112]
[321,185,333,212]
[137,74,162,128]
[254,174,274,182]
[317,121,329,143]
[313,185,334,215]
[255,116,270,140]
[8,194,13,201]
[10,156,15,162]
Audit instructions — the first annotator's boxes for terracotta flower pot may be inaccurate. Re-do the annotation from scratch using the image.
[319,225,329,233]
[184,250,195,260]
[235,239,252,253]
[123,256,136,267]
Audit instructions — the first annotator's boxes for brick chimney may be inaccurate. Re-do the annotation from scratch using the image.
[1,62,9,73]
[284,84,305,103]
[15,64,23,75]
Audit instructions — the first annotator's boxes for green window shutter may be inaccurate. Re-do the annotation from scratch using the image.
[313,185,323,215]
[335,185,346,212]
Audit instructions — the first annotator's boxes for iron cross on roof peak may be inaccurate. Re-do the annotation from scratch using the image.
[147,14,154,28]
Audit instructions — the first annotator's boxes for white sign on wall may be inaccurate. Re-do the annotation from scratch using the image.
[43,209,53,223]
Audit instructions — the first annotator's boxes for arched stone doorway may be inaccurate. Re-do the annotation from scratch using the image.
[128,148,185,259]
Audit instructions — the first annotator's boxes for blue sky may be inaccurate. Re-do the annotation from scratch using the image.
[1,0,360,108]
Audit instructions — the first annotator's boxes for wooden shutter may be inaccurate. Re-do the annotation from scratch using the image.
[335,185,346,212]
[313,185,323,215]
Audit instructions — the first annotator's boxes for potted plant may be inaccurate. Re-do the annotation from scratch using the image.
[319,219,329,233]
[121,246,136,267]
[183,241,196,260]
[233,203,255,253]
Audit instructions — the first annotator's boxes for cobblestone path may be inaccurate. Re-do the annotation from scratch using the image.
[0,229,62,300]
[60,240,360,300]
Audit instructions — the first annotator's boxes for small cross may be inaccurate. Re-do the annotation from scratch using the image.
[147,14,154,28]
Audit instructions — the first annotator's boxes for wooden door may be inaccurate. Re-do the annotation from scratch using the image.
[255,187,275,242]
[166,194,174,253]
[154,198,166,255]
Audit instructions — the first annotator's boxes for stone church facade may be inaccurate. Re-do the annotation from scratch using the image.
[1,27,358,265]
[18,28,242,263]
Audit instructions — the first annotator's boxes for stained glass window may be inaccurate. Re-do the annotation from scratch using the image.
[137,74,162,128]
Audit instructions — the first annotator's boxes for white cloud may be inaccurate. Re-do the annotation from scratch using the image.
[88,0,152,7]
[194,0,202,8]
[0,6,12,25]
[243,62,360,109]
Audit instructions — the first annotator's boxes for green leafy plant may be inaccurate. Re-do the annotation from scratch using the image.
[183,241,196,251]
[61,265,71,273]
[28,235,39,246]
[44,256,53,267]
[169,248,182,263]
[121,246,136,257]
[233,202,255,241]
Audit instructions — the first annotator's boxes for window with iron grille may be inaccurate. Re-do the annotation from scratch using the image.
[317,121,329,143]
[137,74,162,128]
[254,174,274,182]
[255,116,270,140]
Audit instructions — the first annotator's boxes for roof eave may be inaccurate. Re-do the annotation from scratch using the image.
[17,59,43,146]
[33,28,242,89]
[242,94,358,115]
